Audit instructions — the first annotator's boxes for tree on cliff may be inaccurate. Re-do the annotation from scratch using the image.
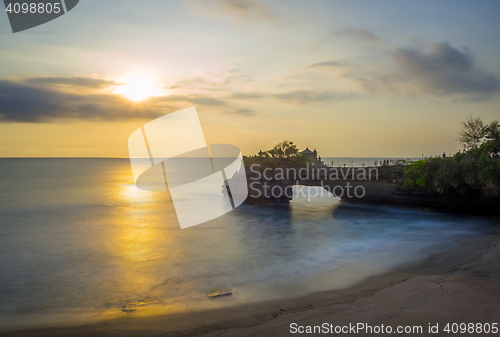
[248,141,314,169]
[268,141,300,159]
[485,121,500,142]
[457,116,500,156]
[483,121,500,157]
[457,116,487,151]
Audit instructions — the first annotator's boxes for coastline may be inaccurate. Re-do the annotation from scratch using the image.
[1,232,499,337]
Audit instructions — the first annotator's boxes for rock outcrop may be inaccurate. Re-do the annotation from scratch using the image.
[233,165,500,214]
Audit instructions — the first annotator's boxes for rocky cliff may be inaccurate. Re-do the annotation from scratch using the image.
[236,165,500,215]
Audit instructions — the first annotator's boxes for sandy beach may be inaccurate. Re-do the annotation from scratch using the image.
[1,232,498,337]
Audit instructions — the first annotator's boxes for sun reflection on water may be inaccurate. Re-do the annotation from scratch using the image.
[99,171,184,301]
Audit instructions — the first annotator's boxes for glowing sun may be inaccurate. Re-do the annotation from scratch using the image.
[114,74,167,101]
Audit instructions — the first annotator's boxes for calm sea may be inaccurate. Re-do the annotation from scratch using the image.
[0,158,495,331]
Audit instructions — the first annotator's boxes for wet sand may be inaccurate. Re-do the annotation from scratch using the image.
[1,234,499,337]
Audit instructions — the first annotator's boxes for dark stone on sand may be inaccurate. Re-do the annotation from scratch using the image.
[122,304,137,313]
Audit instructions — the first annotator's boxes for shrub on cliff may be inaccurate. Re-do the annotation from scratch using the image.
[403,159,431,190]
[403,152,500,196]
[404,116,500,196]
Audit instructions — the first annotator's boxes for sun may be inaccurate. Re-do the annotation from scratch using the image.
[114,74,167,101]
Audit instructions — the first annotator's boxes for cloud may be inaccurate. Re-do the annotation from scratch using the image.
[25,77,116,88]
[190,0,275,22]
[150,94,225,106]
[0,80,178,122]
[235,108,254,115]
[220,0,274,20]
[335,29,381,43]
[183,96,226,106]
[306,61,352,68]
[347,42,500,99]
[391,43,500,96]
[228,92,264,99]
[167,69,247,91]
[0,80,64,122]
[273,90,355,105]
[0,81,173,122]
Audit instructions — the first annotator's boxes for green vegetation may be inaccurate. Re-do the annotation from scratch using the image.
[403,159,431,190]
[403,117,500,196]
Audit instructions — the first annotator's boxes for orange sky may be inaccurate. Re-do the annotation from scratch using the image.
[1,1,499,158]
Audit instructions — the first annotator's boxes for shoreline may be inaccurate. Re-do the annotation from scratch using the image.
[1,233,499,337]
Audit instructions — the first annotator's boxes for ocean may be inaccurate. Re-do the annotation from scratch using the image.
[0,158,496,331]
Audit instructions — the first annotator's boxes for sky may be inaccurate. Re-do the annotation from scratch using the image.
[0,0,499,158]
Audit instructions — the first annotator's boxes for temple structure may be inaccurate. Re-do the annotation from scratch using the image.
[301,147,324,166]
[300,147,314,156]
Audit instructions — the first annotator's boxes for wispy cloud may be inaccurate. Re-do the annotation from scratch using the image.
[234,108,254,115]
[273,90,355,105]
[25,77,116,88]
[219,0,274,20]
[189,0,275,22]
[177,96,225,106]
[334,29,381,43]
[306,61,351,68]
[168,69,247,91]
[228,92,264,99]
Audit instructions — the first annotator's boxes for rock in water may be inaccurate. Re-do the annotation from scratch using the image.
[207,288,232,298]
